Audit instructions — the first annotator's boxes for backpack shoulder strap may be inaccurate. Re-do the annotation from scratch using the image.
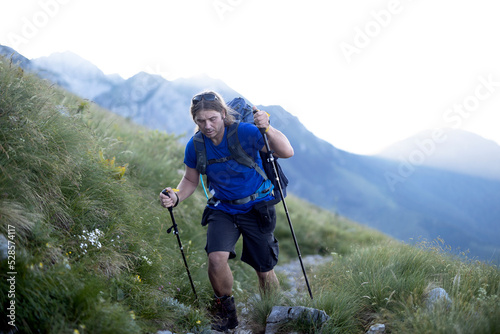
[227,122,268,181]
[193,131,207,175]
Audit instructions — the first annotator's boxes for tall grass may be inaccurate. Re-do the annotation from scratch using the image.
[0,58,208,333]
[311,240,500,333]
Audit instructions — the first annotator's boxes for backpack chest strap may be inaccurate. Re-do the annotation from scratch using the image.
[208,156,233,165]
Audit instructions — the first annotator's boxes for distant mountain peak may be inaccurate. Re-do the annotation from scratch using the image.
[378,127,500,180]
[127,71,165,85]
[33,51,105,78]
[42,50,87,62]
[30,52,123,100]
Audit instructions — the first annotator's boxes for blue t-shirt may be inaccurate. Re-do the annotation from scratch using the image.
[184,122,274,214]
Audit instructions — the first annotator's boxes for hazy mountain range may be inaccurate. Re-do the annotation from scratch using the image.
[2,45,499,263]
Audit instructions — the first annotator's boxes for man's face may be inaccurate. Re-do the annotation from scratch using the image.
[194,109,225,143]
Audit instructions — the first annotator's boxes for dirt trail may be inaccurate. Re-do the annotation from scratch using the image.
[274,254,331,299]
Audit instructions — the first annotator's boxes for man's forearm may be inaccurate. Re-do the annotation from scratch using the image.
[176,167,200,203]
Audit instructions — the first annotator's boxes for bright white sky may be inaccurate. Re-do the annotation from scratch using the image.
[1,0,499,155]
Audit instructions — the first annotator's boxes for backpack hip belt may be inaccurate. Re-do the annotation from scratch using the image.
[207,181,273,206]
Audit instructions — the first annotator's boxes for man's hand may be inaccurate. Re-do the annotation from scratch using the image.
[253,107,270,132]
[160,187,179,208]
[252,107,294,159]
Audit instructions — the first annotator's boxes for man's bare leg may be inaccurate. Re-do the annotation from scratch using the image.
[208,251,238,331]
[208,251,233,296]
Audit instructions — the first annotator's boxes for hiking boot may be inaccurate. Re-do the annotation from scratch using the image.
[211,295,238,331]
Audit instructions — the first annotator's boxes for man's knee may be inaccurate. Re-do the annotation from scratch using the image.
[208,251,230,267]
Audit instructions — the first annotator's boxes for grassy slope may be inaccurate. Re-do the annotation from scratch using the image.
[1,58,499,334]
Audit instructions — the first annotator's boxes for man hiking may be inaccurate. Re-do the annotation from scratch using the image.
[159,90,294,331]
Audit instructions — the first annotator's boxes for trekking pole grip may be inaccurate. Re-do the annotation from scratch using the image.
[162,188,179,212]
[253,108,268,135]
[162,189,176,232]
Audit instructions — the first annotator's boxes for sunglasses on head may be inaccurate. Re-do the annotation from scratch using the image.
[192,93,219,105]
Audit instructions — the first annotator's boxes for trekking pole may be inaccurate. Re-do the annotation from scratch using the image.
[161,189,198,301]
[253,110,314,299]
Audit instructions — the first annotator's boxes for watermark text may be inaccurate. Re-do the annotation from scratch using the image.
[340,0,414,63]
[212,0,244,21]
[7,0,71,49]
[6,225,17,328]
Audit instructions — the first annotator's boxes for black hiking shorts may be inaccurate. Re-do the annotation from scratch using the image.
[202,204,279,272]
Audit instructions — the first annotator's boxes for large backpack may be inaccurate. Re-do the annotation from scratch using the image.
[193,97,289,203]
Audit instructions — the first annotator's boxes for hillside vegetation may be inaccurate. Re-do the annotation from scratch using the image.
[1,58,499,333]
